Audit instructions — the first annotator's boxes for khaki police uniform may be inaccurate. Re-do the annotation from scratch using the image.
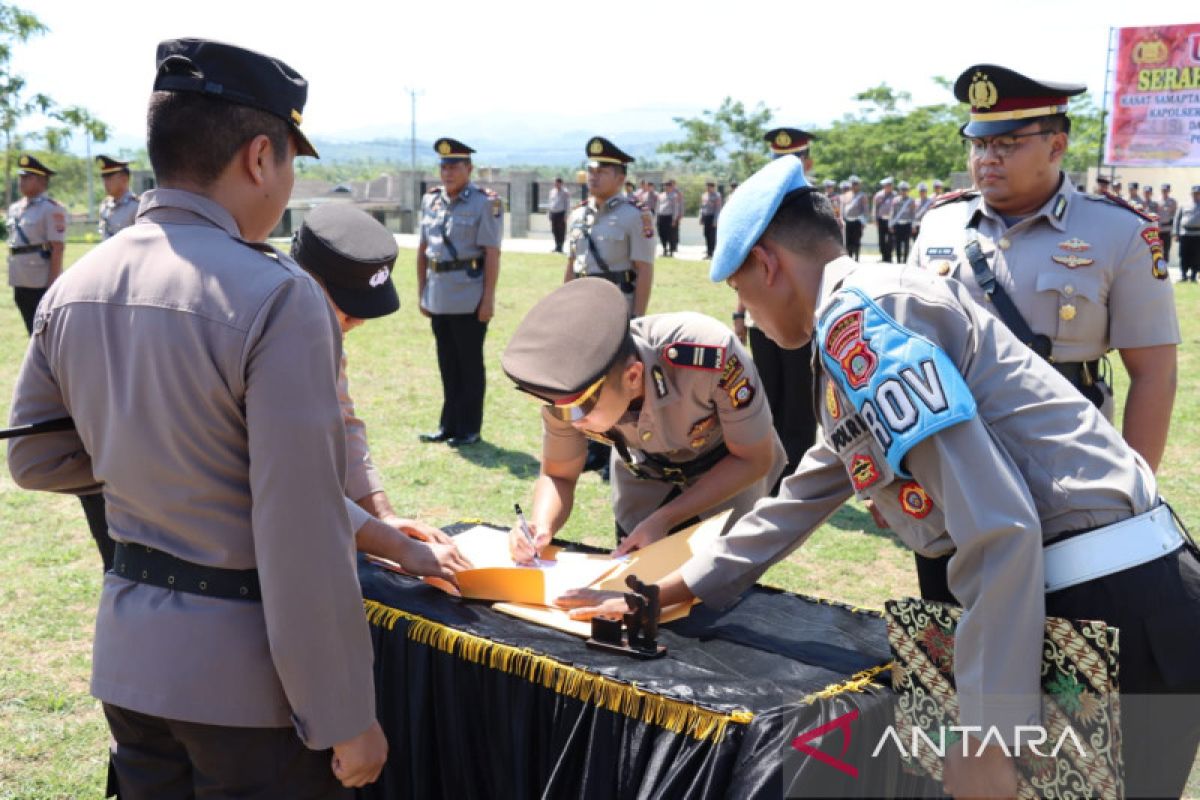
[1159,190,1179,261]
[547,182,571,253]
[842,184,868,260]
[913,177,1180,418]
[654,188,682,256]
[8,190,66,332]
[419,174,503,441]
[688,255,1200,797]
[567,194,655,313]
[888,188,915,263]
[99,191,139,239]
[873,184,896,261]
[537,311,785,537]
[8,187,376,748]
[1178,192,1200,282]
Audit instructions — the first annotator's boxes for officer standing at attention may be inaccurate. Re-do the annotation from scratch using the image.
[699,181,722,259]
[7,154,66,334]
[1126,180,1143,210]
[888,180,915,263]
[842,175,868,260]
[558,157,1200,799]
[655,178,681,257]
[565,136,655,318]
[914,64,1178,464]
[416,137,502,447]
[1179,184,1200,282]
[501,278,784,560]
[1159,183,1178,263]
[546,176,571,253]
[96,156,139,239]
[290,203,471,574]
[1140,183,1158,222]
[8,39,388,795]
[913,64,1179,604]
[873,176,896,261]
[912,181,933,238]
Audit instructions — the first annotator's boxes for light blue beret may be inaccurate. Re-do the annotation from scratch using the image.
[709,157,810,282]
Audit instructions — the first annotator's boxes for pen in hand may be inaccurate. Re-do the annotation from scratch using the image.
[514,503,538,563]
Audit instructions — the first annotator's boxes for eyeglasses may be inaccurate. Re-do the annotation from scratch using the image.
[520,374,607,423]
[963,130,1053,159]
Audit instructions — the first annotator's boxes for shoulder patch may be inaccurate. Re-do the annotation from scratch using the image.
[1083,191,1156,223]
[1140,226,1170,280]
[662,341,725,372]
[816,287,977,478]
[930,189,978,210]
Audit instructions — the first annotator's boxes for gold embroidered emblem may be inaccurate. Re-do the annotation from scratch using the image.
[968,72,998,109]
[775,131,792,148]
[1052,254,1095,269]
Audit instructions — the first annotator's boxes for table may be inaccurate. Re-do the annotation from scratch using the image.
[356,527,941,799]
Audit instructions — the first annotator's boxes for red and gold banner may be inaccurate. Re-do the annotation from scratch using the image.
[1106,24,1200,166]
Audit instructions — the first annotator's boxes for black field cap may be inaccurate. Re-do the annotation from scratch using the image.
[586,136,635,167]
[955,64,1085,137]
[434,137,474,163]
[17,154,55,177]
[502,278,629,400]
[153,38,318,158]
[765,127,818,158]
[291,204,400,320]
[96,155,130,175]
[1096,175,1111,185]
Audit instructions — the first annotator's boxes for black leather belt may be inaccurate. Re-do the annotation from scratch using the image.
[429,258,482,273]
[591,270,636,289]
[10,244,47,255]
[619,442,730,486]
[111,542,262,601]
[1053,359,1101,388]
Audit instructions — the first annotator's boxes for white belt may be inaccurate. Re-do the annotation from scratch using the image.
[1044,504,1185,593]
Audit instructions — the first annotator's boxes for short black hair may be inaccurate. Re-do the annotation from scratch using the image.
[147,90,291,186]
[1037,114,1071,136]
[761,189,845,256]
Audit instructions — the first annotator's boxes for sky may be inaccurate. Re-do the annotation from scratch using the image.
[13,0,1200,155]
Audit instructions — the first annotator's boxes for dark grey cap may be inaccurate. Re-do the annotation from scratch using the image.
[291,204,399,319]
[501,278,629,399]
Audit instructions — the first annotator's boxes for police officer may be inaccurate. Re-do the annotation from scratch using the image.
[1179,184,1200,282]
[915,64,1178,457]
[7,154,65,334]
[1140,182,1157,221]
[842,175,868,260]
[501,278,785,561]
[290,203,472,574]
[889,180,915,262]
[1159,182,1179,263]
[559,157,1200,799]
[565,136,655,318]
[873,176,896,261]
[763,126,817,170]
[1095,174,1113,195]
[96,155,139,239]
[655,178,682,257]
[1126,180,1143,209]
[417,137,502,447]
[931,177,945,198]
[913,64,1180,603]
[8,38,388,795]
[546,176,571,253]
[699,181,722,259]
[912,181,933,238]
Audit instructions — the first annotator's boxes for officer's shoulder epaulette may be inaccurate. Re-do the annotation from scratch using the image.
[1082,191,1157,223]
[425,185,441,194]
[929,189,978,210]
[661,341,726,372]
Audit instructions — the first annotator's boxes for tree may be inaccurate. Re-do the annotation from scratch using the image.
[658,97,775,181]
[0,4,109,206]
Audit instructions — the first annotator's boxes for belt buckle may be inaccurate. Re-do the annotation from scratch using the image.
[661,466,687,486]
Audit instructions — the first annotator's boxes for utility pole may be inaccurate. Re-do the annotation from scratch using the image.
[86,129,94,224]
[404,87,423,171]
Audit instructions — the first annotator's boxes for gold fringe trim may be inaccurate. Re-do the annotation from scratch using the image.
[363,599,752,743]
[802,662,893,704]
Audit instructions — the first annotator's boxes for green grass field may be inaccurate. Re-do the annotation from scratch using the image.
[1,242,1198,797]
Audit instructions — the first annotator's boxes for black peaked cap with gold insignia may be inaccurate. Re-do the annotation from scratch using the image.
[502,278,630,400]
[586,136,635,167]
[291,203,400,320]
[153,38,318,158]
[764,127,818,158]
[954,64,1085,137]
[96,155,130,175]
[17,154,55,177]
[434,137,475,163]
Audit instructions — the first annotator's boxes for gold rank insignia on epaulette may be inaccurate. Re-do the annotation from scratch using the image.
[662,342,725,372]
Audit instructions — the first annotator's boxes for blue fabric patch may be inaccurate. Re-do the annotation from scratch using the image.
[816,287,976,478]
